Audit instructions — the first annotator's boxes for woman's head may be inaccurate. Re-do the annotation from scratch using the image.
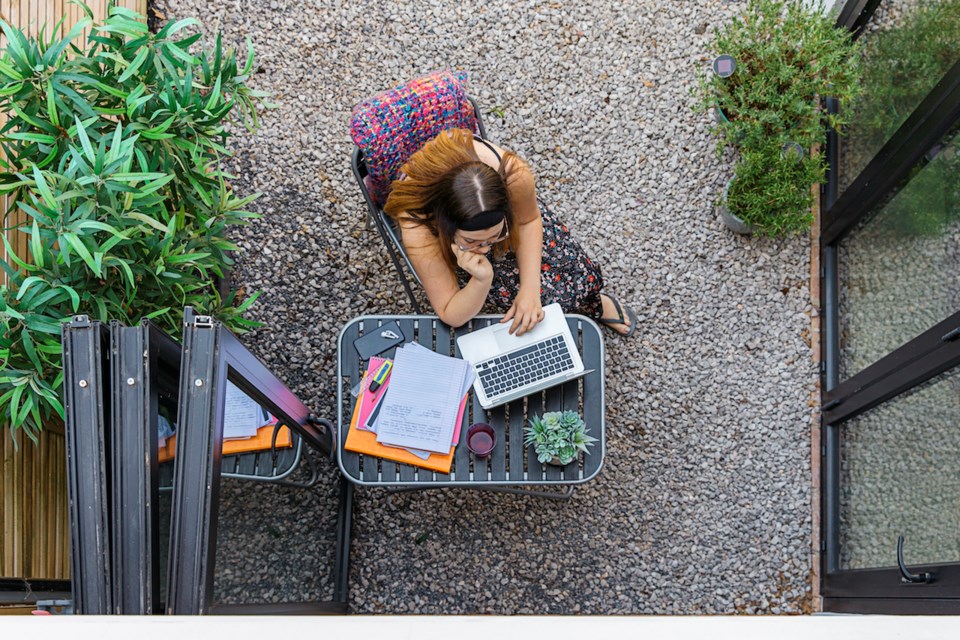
[433,161,511,255]
[384,128,521,267]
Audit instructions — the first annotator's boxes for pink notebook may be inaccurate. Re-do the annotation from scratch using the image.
[356,357,466,444]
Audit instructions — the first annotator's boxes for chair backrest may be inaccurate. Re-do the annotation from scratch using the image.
[349,70,483,207]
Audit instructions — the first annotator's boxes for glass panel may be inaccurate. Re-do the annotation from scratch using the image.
[839,366,960,570]
[156,395,177,607]
[837,127,960,379]
[211,390,338,606]
[840,0,960,193]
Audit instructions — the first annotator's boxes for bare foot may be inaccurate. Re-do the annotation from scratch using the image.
[599,293,634,335]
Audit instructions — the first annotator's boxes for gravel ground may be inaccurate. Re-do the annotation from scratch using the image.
[155,0,818,614]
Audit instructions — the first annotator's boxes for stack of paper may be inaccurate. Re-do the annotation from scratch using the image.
[374,343,474,453]
[156,382,290,464]
[223,382,267,440]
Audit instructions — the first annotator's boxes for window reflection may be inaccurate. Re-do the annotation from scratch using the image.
[838,127,960,379]
[839,367,960,569]
[840,0,960,192]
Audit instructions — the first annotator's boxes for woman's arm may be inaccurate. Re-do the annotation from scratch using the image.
[401,223,492,327]
[502,163,545,335]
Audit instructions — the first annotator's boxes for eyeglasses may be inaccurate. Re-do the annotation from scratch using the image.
[455,219,509,252]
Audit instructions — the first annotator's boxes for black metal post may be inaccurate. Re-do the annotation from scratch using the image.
[61,316,112,614]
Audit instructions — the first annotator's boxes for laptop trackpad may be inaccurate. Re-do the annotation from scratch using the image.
[493,321,548,351]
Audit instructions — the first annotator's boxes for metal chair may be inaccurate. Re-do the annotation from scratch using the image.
[350,95,487,314]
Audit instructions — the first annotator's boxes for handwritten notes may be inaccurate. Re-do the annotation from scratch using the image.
[223,381,264,440]
[375,342,475,453]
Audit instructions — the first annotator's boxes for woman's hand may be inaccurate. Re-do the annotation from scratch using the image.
[501,287,544,336]
[451,244,494,284]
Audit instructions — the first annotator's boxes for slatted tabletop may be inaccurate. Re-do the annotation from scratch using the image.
[158,437,303,489]
[336,314,605,488]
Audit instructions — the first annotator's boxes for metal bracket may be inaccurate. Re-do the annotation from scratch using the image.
[941,326,960,342]
[192,315,215,328]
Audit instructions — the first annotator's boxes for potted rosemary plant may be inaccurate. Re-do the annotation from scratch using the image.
[695,0,862,235]
[524,410,597,466]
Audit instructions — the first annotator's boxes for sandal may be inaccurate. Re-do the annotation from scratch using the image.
[598,294,637,337]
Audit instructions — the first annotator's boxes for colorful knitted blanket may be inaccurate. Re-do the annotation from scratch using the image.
[350,70,480,206]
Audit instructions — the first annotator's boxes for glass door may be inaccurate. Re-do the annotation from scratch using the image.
[822,0,960,613]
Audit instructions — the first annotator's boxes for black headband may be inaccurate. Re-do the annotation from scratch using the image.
[457,209,506,231]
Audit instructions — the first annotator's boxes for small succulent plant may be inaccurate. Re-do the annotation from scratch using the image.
[523,410,597,465]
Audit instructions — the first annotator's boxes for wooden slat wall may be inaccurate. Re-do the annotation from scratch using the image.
[0,0,147,581]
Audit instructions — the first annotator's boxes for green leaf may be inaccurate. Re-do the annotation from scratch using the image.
[166,252,211,264]
[103,257,135,290]
[205,74,223,111]
[10,102,52,131]
[73,116,96,163]
[31,165,57,209]
[125,211,171,233]
[234,290,262,313]
[7,132,57,144]
[242,36,255,75]
[30,220,45,269]
[16,276,47,301]
[0,58,24,81]
[92,296,107,321]
[61,232,102,277]
[119,46,150,83]
[57,284,80,312]
[9,384,24,429]
[20,328,42,372]
[164,41,198,66]
[46,79,60,128]
[2,234,36,273]
[143,307,171,320]
[69,219,127,238]
[156,17,201,40]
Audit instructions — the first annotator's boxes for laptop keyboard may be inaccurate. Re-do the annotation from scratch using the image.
[477,335,574,398]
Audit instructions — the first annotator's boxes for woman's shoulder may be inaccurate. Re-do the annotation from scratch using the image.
[398,217,439,250]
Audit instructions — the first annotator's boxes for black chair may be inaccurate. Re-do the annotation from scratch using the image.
[350,95,487,313]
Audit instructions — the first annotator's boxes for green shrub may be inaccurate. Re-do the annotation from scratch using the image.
[723,137,823,236]
[696,0,862,235]
[697,0,861,152]
[0,3,270,443]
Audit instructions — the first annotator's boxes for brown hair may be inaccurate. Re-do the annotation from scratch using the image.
[384,128,524,270]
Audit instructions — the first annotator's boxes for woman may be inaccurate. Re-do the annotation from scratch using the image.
[384,128,636,337]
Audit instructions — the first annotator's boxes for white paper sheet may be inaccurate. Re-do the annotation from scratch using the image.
[374,343,474,453]
[223,381,262,440]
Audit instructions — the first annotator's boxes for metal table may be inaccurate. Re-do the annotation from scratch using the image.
[336,314,605,498]
[158,436,313,490]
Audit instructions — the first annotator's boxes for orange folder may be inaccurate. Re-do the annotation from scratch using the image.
[158,423,292,463]
[344,381,461,475]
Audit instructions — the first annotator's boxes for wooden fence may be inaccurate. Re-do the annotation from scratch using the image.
[0,0,147,581]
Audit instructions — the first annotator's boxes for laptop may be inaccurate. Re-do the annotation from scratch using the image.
[456,303,588,409]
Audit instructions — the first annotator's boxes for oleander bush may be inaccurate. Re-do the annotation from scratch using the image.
[0,3,270,443]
